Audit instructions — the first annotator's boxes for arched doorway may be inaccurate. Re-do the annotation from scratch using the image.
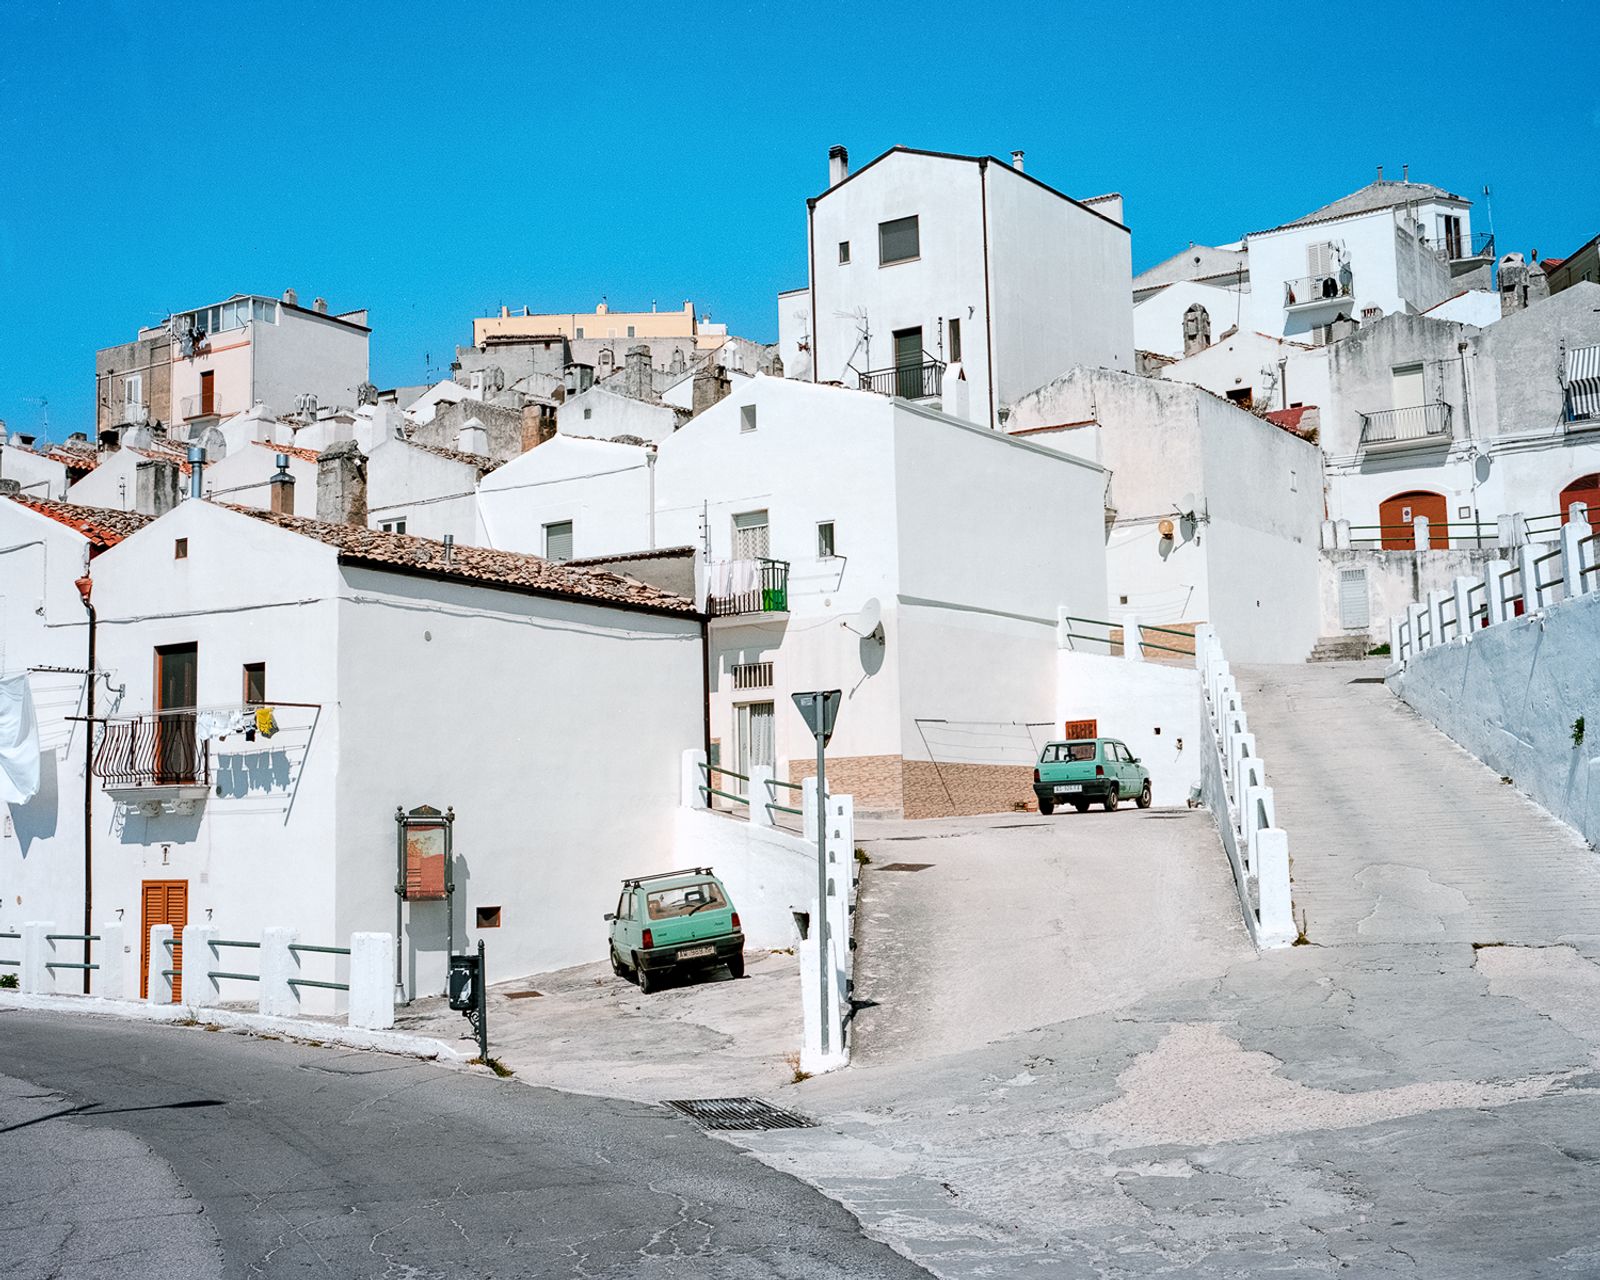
[1558,474,1600,532]
[1379,490,1449,549]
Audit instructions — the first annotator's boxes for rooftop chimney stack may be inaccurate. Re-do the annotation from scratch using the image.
[828,145,849,188]
[456,417,489,457]
[282,287,298,307]
[623,344,652,400]
[1011,150,1025,172]
[269,453,295,515]
[443,533,455,566]
[316,440,368,526]
[1402,163,1410,183]
[313,297,328,314]
[187,445,207,499]
[1377,164,1384,181]
[134,457,182,516]
[691,362,732,417]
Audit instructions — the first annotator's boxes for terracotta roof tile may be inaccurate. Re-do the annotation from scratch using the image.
[251,440,322,463]
[407,440,503,472]
[42,444,101,472]
[9,494,154,548]
[229,508,696,616]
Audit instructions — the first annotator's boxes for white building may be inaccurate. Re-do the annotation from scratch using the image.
[1008,369,1326,663]
[781,145,1135,429]
[5,498,704,1003]
[366,434,498,540]
[480,375,1111,817]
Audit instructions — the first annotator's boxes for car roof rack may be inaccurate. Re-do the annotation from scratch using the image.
[623,866,714,888]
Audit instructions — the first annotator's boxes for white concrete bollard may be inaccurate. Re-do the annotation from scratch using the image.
[148,924,175,1003]
[798,929,847,1076]
[802,776,820,844]
[1123,613,1144,662]
[1335,519,1352,549]
[1389,615,1403,661]
[825,793,857,908]
[348,932,395,1030]
[181,924,220,1008]
[1407,601,1429,652]
[1517,542,1545,611]
[681,749,707,809]
[96,920,127,1000]
[1245,783,1276,873]
[259,927,299,1017]
[21,922,53,995]
[1412,515,1430,551]
[749,765,774,828]
[1230,735,1257,812]
[1498,512,1527,550]
[1255,829,1296,948]
[1560,519,1587,602]
[1427,589,1450,645]
[1452,576,1477,640]
[1483,559,1512,625]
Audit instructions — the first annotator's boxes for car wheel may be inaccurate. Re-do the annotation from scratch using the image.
[1103,786,1119,812]
[1073,800,1091,813]
[727,952,745,979]
[609,947,626,977]
[1137,780,1153,809]
[638,965,658,994]
[1039,797,1055,815]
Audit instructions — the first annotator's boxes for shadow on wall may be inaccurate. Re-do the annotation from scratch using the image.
[214,749,293,798]
[9,747,59,854]
[405,851,470,1000]
[116,806,204,846]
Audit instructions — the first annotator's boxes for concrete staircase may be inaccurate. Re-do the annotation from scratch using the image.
[1307,634,1372,662]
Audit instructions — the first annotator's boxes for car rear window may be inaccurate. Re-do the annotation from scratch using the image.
[646,881,728,920]
[1041,741,1098,763]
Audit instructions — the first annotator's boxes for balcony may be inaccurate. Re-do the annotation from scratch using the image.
[708,558,789,618]
[95,711,213,812]
[1424,230,1495,261]
[858,360,945,401]
[1359,402,1453,452]
[1284,273,1354,312]
[179,394,225,420]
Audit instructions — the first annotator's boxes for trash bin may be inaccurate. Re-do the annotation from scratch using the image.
[447,952,481,1011]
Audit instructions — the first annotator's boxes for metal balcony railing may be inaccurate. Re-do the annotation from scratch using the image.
[1283,273,1354,309]
[1359,402,1453,449]
[708,558,789,617]
[858,360,945,401]
[179,394,225,420]
[1424,230,1495,260]
[95,712,212,789]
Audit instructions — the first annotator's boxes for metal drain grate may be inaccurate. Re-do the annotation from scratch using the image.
[505,990,544,1000]
[663,1097,816,1131]
[878,862,933,872]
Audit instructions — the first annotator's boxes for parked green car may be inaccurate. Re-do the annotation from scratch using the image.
[605,867,744,994]
[1033,738,1152,814]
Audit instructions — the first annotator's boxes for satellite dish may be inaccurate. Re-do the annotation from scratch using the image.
[857,598,881,636]
[1180,492,1196,516]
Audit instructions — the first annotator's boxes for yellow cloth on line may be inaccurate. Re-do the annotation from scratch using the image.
[254,706,278,738]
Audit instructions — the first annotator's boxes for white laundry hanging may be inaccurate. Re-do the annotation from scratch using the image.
[0,674,41,805]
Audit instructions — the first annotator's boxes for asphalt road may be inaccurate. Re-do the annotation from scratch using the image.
[0,1010,931,1279]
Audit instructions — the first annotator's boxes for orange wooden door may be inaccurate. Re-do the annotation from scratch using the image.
[199,370,215,416]
[140,880,188,1001]
[1379,491,1449,549]
[1559,474,1600,532]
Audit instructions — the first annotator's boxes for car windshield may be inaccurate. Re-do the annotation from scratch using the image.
[646,881,728,920]
[1041,741,1097,763]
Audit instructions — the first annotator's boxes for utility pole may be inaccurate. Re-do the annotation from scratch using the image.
[792,690,841,1055]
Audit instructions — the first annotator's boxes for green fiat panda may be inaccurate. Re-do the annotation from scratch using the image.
[1033,738,1152,814]
[605,867,744,994]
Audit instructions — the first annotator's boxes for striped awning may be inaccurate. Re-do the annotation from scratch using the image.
[1567,343,1600,421]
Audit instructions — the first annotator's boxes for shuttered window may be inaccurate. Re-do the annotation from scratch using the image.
[544,520,573,561]
[879,215,920,266]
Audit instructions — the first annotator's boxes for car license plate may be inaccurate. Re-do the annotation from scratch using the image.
[1055,785,1082,794]
[678,945,715,960]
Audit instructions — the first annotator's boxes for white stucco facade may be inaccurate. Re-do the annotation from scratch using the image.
[557,384,682,444]
[365,435,489,541]
[1133,280,1249,361]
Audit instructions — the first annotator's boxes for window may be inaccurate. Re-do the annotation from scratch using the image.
[838,240,851,264]
[878,215,920,266]
[125,374,143,406]
[1041,742,1097,763]
[1225,387,1253,408]
[626,325,636,338]
[1391,362,1425,409]
[380,518,407,534]
[731,509,769,560]
[198,370,215,416]
[544,520,574,561]
[740,404,757,433]
[475,906,502,928]
[174,538,188,560]
[242,662,266,705]
[575,326,585,339]
[1442,214,1464,258]
[583,407,593,420]
[735,701,774,777]
[817,520,836,558]
[646,880,727,921]
[947,317,961,364]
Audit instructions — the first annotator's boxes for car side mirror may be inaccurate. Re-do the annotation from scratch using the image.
[603,912,615,922]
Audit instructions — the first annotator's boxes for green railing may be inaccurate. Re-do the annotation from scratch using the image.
[44,932,100,973]
[764,775,804,818]
[287,942,350,993]
[697,761,749,808]
[1059,615,1197,659]
[208,938,261,986]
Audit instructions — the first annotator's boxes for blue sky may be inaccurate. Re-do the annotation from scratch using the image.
[2,0,1596,440]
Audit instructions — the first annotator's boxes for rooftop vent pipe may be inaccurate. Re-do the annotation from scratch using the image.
[187,445,206,499]
[828,145,849,188]
[1011,150,1025,172]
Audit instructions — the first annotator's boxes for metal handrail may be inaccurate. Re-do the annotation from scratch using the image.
[0,931,19,940]
[707,557,790,618]
[700,786,747,806]
[45,933,99,942]
[288,943,350,957]
[1283,272,1353,307]
[698,762,750,784]
[858,359,946,400]
[1358,403,1452,448]
[46,962,98,971]
[1059,615,1197,657]
[287,978,348,991]
[211,939,259,949]
[208,970,259,983]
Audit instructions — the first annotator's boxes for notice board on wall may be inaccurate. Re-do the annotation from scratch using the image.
[404,820,448,900]
[1063,719,1098,740]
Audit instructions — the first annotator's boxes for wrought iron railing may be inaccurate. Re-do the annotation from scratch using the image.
[858,360,945,400]
[1359,402,1452,449]
[709,558,789,617]
[94,712,212,788]
[1283,273,1354,308]
[1424,230,1495,260]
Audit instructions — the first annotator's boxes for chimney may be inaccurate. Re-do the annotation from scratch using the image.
[456,416,489,456]
[134,458,182,515]
[15,433,36,451]
[66,431,88,445]
[521,402,557,452]
[187,445,207,499]
[1377,164,1384,181]
[1402,163,1410,184]
[691,362,733,417]
[828,144,849,188]
[1011,150,1025,172]
[282,287,298,307]
[0,479,19,497]
[443,533,455,565]
[313,297,328,314]
[624,344,652,400]
[316,440,368,525]
[269,452,296,515]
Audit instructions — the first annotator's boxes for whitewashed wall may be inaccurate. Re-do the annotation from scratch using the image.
[366,437,483,541]
[557,385,680,444]
[476,436,652,558]
[1054,651,1201,806]
[1133,280,1248,360]
[1,446,70,499]
[200,444,318,515]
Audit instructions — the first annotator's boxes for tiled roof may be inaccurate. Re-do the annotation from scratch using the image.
[1257,179,1467,236]
[42,444,101,472]
[1008,419,1098,437]
[131,441,195,473]
[8,494,154,548]
[230,508,696,616]
[251,440,322,463]
[567,545,696,566]
[1265,406,1312,429]
[407,440,503,472]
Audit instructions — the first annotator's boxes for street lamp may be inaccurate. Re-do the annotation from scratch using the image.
[791,689,841,1054]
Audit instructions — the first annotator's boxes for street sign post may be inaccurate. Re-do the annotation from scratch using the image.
[792,690,842,1054]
